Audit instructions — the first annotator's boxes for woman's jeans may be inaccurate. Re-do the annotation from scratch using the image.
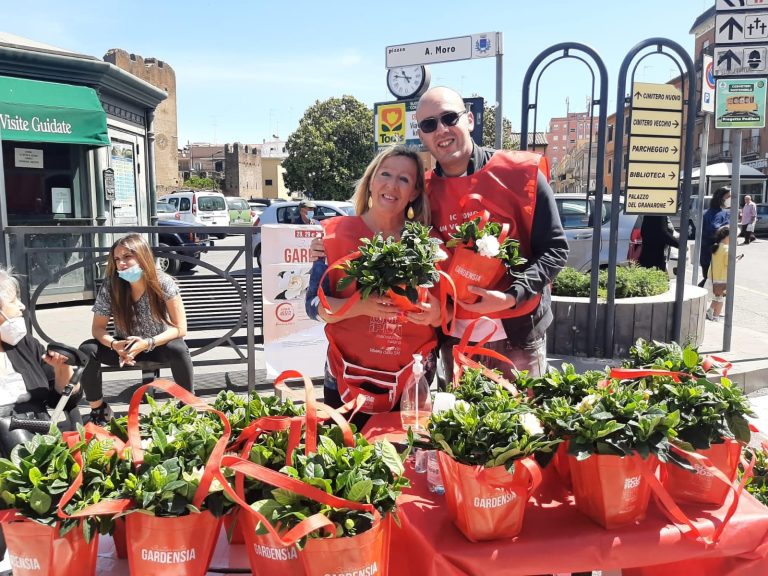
[79,337,194,402]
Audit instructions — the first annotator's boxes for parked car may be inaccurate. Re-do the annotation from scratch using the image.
[554,194,638,272]
[755,203,768,236]
[252,200,354,267]
[669,194,712,239]
[156,201,180,221]
[226,196,256,226]
[156,219,212,276]
[158,190,230,239]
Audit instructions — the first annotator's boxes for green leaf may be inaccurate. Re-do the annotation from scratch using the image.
[683,348,699,369]
[29,487,52,515]
[28,466,43,487]
[346,479,373,503]
[378,441,404,477]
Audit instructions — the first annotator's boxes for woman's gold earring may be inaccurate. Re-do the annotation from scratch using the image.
[368,195,373,209]
[407,204,415,220]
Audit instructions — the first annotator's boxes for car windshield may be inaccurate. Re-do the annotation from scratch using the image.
[156,202,176,213]
[199,196,226,211]
[340,205,355,216]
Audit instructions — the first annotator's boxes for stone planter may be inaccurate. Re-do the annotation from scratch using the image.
[547,283,708,358]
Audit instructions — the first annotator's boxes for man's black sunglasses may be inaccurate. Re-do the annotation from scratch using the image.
[417,110,468,134]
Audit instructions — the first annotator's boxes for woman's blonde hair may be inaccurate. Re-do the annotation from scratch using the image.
[106,234,172,334]
[351,145,430,225]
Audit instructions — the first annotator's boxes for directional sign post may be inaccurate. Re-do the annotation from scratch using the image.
[624,82,683,215]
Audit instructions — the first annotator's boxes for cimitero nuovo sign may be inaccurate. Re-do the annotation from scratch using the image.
[624,82,683,215]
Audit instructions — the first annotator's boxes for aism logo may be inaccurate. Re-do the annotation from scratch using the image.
[378,104,405,145]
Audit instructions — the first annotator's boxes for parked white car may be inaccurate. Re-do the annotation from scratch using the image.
[554,194,638,272]
[158,190,230,238]
[252,200,354,267]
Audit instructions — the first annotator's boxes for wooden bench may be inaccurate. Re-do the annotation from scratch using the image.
[103,273,263,382]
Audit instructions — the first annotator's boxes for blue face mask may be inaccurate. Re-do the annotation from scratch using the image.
[306,211,315,220]
[117,264,143,284]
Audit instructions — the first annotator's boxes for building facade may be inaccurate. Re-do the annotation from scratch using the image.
[103,49,179,196]
[0,33,165,302]
[224,143,261,197]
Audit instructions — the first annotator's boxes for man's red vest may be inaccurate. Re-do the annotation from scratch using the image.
[427,151,546,320]
[321,216,436,414]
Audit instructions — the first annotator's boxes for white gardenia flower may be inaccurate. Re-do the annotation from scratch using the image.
[476,235,501,258]
[434,247,449,262]
[520,412,544,436]
[576,394,598,412]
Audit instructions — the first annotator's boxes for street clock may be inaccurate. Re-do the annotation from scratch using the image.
[386,65,431,100]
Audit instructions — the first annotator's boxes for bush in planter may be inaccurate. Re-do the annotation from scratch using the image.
[623,338,730,378]
[552,264,669,299]
[335,221,443,306]
[427,392,559,541]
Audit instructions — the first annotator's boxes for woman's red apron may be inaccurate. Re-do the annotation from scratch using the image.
[322,216,436,413]
[427,151,546,320]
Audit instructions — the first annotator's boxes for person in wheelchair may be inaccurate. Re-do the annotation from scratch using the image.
[0,266,83,458]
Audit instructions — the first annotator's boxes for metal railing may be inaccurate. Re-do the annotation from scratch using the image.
[4,224,261,392]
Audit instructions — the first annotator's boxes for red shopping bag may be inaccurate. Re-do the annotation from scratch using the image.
[448,245,507,303]
[663,439,741,505]
[222,509,246,544]
[553,440,572,490]
[0,517,98,576]
[438,451,542,542]
[569,453,658,529]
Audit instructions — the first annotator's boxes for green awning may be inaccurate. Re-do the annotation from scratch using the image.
[0,76,110,147]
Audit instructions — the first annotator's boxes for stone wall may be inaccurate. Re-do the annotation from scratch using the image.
[103,49,179,195]
[224,143,262,197]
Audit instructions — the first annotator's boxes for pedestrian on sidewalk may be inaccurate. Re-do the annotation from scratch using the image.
[79,234,193,425]
[638,215,678,272]
[706,225,742,322]
[740,195,757,245]
[699,187,731,287]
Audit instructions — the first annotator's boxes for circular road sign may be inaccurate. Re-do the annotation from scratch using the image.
[706,60,715,90]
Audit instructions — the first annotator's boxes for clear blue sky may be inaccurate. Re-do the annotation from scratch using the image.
[2,0,712,146]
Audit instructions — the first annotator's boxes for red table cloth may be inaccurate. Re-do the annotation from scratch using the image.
[363,411,768,576]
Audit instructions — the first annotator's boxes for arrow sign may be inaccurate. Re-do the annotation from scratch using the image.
[626,162,681,188]
[716,11,768,43]
[719,49,742,70]
[720,16,744,40]
[717,0,768,10]
[627,136,681,162]
[625,189,679,215]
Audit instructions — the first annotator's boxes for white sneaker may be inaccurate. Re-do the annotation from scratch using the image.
[706,309,716,321]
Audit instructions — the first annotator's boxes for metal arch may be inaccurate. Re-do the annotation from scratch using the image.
[606,37,696,356]
[521,42,609,356]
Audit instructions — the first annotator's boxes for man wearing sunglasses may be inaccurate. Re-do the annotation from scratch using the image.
[415,87,568,381]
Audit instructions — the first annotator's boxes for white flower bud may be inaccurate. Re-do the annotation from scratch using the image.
[476,235,501,258]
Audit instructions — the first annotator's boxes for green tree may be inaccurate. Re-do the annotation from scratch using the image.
[183,176,217,189]
[283,96,375,201]
[482,104,515,150]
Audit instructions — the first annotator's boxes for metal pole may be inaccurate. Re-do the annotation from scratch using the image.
[495,33,504,150]
[244,226,256,393]
[692,113,710,286]
[0,129,8,266]
[723,129,741,352]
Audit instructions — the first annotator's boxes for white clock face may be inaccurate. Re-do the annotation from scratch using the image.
[387,66,429,99]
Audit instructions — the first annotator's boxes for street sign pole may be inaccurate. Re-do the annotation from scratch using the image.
[692,113,710,286]
[724,129,742,352]
[495,34,504,150]
[0,130,8,267]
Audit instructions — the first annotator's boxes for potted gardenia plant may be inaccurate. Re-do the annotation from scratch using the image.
[546,383,680,529]
[0,428,128,576]
[742,444,768,508]
[445,214,526,303]
[110,382,232,576]
[429,377,559,542]
[615,341,753,506]
[335,220,444,311]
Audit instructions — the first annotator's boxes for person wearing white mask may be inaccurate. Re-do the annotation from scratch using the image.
[79,234,192,425]
[0,266,82,455]
[699,186,731,286]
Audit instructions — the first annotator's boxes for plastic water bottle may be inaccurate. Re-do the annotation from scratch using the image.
[426,392,455,494]
[400,354,431,432]
[427,451,444,494]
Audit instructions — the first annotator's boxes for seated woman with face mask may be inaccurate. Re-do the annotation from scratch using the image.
[79,234,192,426]
[0,266,83,457]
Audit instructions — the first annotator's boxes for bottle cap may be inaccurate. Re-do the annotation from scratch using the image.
[412,353,424,375]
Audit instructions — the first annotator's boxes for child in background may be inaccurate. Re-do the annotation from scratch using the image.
[706,226,742,322]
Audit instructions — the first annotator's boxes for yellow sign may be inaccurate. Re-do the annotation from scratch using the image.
[627,162,679,188]
[376,103,406,146]
[631,82,683,111]
[625,189,678,214]
[630,110,682,136]
[628,136,681,163]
